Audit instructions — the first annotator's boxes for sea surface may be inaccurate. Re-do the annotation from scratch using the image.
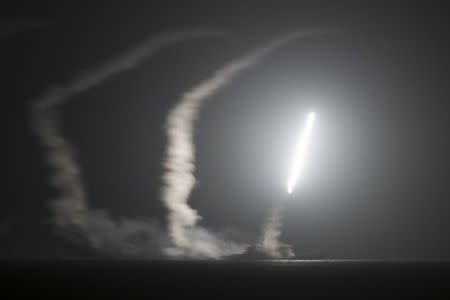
[1,260,449,297]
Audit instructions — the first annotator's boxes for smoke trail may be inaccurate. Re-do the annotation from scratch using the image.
[162,29,329,258]
[259,204,294,259]
[30,29,222,256]
[260,205,283,255]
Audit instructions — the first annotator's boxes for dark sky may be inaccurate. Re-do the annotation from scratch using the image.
[6,1,450,259]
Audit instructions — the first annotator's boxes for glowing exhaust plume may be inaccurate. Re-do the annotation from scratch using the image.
[287,112,316,194]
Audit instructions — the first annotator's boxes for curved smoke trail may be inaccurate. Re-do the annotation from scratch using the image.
[30,29,223,257]
[162,29,330,259]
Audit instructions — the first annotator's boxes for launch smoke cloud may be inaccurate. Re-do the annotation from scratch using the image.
[259,205,294,259]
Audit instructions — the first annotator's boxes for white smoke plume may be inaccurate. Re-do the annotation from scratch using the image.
[30,29,223,257]
[259,204,294,259]
[162,29,328,259]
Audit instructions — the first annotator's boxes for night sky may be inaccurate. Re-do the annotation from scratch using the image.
[6,1,450,259]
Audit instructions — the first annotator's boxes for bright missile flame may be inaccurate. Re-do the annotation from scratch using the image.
[287,112,316,194]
